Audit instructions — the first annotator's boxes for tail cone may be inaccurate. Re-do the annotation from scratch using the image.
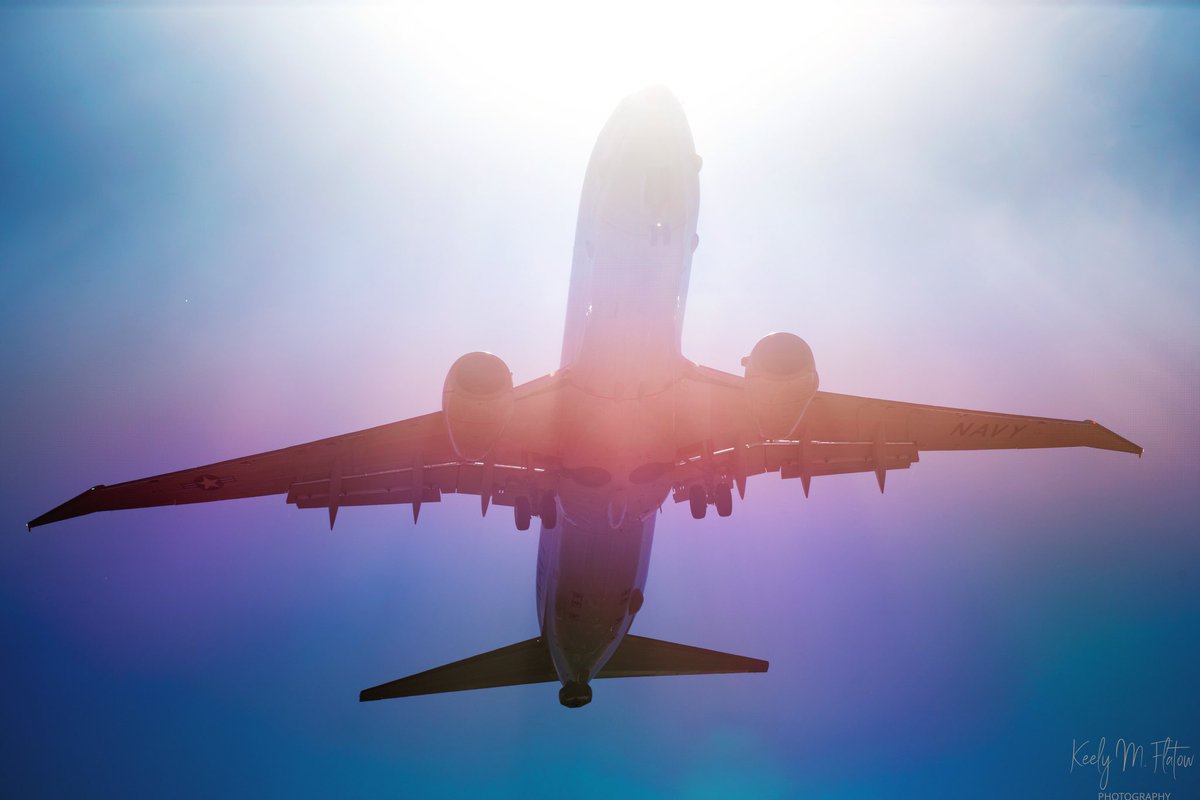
[559,681,592,708]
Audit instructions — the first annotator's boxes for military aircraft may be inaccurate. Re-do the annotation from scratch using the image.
[29,86,1141,708]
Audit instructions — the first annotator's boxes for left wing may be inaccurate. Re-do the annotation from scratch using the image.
[671,364,1141,499]
[29,373,567,530]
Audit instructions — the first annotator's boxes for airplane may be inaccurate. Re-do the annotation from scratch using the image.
[28,86,1142,708]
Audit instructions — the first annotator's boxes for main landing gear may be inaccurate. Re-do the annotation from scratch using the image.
[689,483,735,520]
[714,483,733,517]
[689,485,707,519]
[513,491,558,531]
[514,496,531,531]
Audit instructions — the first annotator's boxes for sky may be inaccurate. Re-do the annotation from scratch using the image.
[1,3,1197,798]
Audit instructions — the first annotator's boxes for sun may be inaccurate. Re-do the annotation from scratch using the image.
[290,2,944,133]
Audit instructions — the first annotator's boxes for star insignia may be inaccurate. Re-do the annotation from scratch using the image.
[195,474,223,491]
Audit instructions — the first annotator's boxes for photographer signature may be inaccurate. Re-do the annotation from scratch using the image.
[1071,737,1193,789]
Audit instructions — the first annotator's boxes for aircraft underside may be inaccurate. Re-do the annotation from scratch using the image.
[29,86,1141,708]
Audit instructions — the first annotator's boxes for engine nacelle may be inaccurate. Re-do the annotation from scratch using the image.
[442,352,514,461]
[743,332,820,440]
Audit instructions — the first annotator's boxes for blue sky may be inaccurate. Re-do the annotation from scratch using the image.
[1,5,1197,798]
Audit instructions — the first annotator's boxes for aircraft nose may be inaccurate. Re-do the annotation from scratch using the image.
[610,85,693,168]
[630,84,681,109]
[621,85,687,132]
[590,86,698,231]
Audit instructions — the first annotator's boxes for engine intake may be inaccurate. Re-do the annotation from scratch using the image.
[743,332,819,440]
[442,352,514,461]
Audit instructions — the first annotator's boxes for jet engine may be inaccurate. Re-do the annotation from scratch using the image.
[442,352,514,461]
[742,332,820,440]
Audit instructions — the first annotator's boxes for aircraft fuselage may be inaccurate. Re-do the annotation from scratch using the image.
[537,87,701,704]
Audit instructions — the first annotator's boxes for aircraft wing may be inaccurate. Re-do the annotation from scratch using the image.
[672,364,1141,498]
[28,373,566,530]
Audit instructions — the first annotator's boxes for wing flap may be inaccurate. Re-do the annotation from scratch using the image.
[283,463,544,512]
[777,441,920,478]
[672,440,920,502]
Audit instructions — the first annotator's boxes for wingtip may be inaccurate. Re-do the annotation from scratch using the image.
[26,511,56,531]
[1112,432,1144,457]
[1086,420,1142,456]
[1111,439,1143,456]
[27,484,108,531]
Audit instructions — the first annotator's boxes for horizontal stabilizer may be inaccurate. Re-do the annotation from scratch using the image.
[597,634,768,679]
[359,637,557,702]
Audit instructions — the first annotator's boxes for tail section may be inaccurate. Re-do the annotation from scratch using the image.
[359,633,766,705]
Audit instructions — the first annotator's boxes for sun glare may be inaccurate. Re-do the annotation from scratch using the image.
[270,2,951,134]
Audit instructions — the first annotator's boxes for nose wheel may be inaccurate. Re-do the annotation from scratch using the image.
[689,485,707,519]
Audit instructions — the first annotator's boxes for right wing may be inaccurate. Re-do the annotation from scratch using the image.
[799,389,1144,454]
[671,364,1141,498]
[29,373,567,530]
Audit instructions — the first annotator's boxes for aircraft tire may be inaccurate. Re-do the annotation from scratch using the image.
[715,483,733,517]
[515,496,531,531]
[689,485,707,520]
